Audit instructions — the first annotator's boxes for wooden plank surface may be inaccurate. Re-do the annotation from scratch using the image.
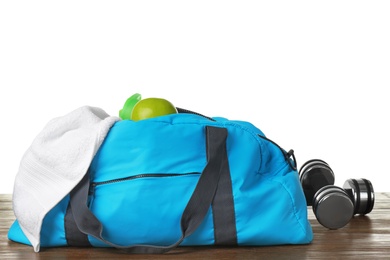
[1,193,390,259]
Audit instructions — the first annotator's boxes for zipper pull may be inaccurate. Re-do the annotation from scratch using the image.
[89,183,96,195]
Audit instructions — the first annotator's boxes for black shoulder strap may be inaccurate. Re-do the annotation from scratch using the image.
[69,126,228,254]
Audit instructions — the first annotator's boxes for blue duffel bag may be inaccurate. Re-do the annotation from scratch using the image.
[8,109,313,253]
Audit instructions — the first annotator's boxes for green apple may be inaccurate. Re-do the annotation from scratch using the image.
[131,98,178,121]
[119,93,142,120]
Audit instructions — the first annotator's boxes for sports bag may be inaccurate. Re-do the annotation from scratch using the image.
[8,109,313,253]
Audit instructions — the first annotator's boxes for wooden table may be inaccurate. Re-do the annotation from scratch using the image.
[1,193,390,259]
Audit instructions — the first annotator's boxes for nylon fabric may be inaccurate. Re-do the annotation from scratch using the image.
[68,126,228,254]
[8,112,313,252]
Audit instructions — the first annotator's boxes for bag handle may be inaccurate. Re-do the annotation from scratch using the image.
[69,126,228,254]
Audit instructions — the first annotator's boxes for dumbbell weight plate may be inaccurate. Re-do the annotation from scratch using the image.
[343,178,375,215]
[299,159,330,176]
[313,185,354,230]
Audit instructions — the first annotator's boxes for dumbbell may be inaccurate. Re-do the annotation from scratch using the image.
[299,159,375,229]
[299,159,335,206]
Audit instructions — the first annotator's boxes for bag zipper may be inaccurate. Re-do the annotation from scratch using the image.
[257,134,297,170]
[89,172,200,194]
[176,107,216,121]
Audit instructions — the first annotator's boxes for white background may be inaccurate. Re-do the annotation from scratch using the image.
[1,1,389,193]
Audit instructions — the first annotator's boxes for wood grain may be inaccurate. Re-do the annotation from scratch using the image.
[1,193,390,259]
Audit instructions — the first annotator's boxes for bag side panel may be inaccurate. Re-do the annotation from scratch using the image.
[234,164,313,245]
[224,124,312,245]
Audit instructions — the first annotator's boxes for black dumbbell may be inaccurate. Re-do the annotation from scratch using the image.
[300,159,375,229]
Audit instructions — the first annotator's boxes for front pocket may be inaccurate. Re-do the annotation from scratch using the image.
[87,172,214,247]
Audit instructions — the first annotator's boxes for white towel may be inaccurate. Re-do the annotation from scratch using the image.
[12,106,119,252]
